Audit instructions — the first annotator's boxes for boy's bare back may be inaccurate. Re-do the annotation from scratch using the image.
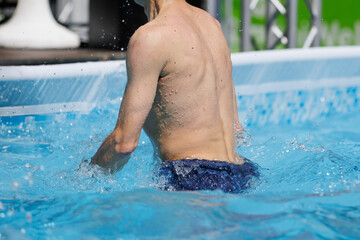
[91,0,243,173]
[133,2,242,163]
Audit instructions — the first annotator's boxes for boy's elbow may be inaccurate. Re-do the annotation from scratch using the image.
[112,129,139,155]
[114,140,138,155]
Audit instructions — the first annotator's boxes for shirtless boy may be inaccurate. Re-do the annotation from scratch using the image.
[90,0,258,192]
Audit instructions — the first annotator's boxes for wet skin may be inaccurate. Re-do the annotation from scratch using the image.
[90,0,244,173]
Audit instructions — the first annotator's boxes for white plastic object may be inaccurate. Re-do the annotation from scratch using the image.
[0,0,80,49]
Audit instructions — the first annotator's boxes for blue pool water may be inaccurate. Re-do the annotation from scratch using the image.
[1,85,360,239]
[1,48,360,239]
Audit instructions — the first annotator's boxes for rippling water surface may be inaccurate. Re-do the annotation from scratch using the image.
[1,87,360,239]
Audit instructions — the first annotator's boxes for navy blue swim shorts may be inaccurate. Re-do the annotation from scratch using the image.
[158,158,259,193]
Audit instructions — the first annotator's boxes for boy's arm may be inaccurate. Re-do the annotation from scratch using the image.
[90,27,165,173]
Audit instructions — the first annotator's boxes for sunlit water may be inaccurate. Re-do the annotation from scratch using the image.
[1,86,360,239]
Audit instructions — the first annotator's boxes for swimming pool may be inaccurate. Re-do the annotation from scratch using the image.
[1,46,360,239]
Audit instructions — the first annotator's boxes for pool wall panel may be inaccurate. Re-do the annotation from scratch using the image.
[1,46,360,120]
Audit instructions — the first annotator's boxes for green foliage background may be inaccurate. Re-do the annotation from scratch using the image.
[222,0,360,52]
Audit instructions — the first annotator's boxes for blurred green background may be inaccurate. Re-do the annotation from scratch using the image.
[224,0,360,52]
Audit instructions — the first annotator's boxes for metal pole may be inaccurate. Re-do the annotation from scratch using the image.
[266,0,277,49]
[287,0,298,48]
[206,0,221,21]
[312,0,322,47]
[223,0,234,48]
[241,0,251,51]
